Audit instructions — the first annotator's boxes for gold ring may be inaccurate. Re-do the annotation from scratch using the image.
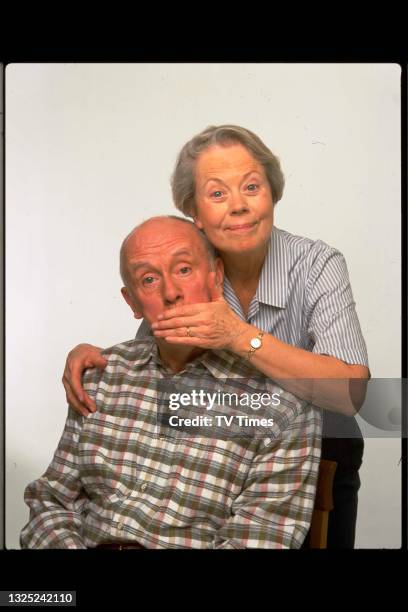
[186,327,192,337]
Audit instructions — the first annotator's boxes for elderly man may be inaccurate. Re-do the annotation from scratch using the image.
[21,216,321,549]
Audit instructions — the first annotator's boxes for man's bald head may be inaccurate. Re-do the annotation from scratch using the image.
[120,215,216,289]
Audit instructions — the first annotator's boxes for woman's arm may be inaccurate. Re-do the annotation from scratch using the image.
[152,252,370,415]
[62,323,152,415]
[229,322,369,415]
[151,294,369,416]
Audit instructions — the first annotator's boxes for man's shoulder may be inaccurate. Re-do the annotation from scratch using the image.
[101,337,154,363]
[82,338,154,386]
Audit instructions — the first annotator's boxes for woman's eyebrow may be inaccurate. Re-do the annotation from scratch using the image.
[202,170,262,187]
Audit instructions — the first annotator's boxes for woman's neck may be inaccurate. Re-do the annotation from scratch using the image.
[222,246,267,289]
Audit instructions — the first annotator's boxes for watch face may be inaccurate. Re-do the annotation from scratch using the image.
[250,337,262,349]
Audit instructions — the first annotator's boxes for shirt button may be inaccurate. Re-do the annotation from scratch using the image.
[140,483,147,492]
[117,522,124,531]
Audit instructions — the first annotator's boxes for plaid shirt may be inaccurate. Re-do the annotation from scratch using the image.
[21,339,322,549]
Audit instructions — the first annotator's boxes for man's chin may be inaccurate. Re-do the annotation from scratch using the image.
[158,338,190,349]
[155,336,201,353]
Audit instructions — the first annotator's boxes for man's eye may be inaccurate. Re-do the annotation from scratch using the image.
[142,276,156,285]
[247,183,259,192]
[211,190,223,198]
[179,266,191,275]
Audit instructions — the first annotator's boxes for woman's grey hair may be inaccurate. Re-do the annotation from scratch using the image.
[171,124,285,217]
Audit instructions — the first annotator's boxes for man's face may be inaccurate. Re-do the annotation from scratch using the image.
[121,219,223,326]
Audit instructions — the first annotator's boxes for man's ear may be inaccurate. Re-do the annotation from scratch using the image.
[121,287,143,319]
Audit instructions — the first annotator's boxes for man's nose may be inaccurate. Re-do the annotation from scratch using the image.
[162,275,183,307]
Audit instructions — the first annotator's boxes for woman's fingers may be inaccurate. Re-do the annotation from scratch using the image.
[162,335,209,347]
[155,325,217,348]
[152,301,243,350]
[152,316,203,331]
[156,304,203,321]
[71,363,98,414]
[62,372,93,417]
[62,346,108,416]
[153,323,202,337]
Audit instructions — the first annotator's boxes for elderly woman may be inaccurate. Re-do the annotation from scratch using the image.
[62,125,369,548]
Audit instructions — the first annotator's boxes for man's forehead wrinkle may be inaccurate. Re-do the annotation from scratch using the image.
[129,239,197,259]
[122,218,210,274]
[132,221,198,246]
[126,240,204,271]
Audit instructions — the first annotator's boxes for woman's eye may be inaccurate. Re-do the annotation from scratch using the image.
[211,190,223,198]
[247,183,259,192]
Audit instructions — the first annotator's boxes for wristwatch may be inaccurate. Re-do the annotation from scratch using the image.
[247,330,264,360]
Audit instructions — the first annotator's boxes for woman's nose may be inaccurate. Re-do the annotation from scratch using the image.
[229,190,250,215]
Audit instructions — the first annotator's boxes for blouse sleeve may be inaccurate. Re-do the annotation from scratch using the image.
[305,244,369,368]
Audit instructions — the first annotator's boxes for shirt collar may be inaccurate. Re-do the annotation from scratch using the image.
[256,226,289,309]
[133,339,159,366]
[199,350,243,379]
[141,339,236,379]
[119,334,258,380]
[151,343,252,380]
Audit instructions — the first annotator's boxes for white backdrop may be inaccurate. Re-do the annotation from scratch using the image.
[5,63,401,548]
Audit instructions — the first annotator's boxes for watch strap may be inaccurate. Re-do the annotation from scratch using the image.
[247,331,264,360]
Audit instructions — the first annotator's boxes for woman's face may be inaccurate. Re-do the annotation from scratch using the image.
[194,143,274,258]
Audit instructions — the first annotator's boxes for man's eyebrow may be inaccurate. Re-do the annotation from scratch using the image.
[171,248,194,258]
[128,261,155,273]
[128,249,194,273]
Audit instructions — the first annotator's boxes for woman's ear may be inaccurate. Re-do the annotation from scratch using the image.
[214,257,224,291]
[214,257,224,288]
[193,216,204,230]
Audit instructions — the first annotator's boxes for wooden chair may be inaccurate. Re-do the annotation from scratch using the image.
[308,459,337,549]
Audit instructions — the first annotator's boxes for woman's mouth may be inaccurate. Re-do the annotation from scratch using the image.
[226,222,257,233]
